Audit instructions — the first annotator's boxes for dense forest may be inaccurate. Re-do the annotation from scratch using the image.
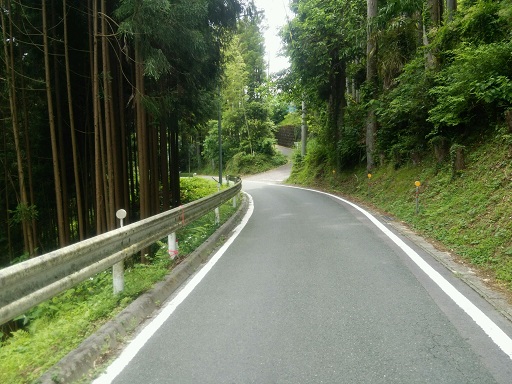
[282,0,511,177]
[2,0,511,269]
[0,0,288,267]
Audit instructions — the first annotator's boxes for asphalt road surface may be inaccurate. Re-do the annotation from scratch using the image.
[94,159,512,383]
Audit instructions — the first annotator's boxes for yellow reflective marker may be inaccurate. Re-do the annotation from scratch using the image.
[368,173,372,179]
[415,181,421,187]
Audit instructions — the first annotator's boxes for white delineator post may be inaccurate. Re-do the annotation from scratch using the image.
[227,176,237,208]
[415,181,421,214]
[215,183,221,225]
[168,232,178,260]
[113,209,127,294]
[214,207,220,225]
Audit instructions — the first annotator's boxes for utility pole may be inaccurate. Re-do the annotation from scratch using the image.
[301,100,307,157]
[218,87,223,185]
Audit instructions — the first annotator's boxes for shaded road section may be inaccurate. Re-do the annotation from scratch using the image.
[95,163,512,383]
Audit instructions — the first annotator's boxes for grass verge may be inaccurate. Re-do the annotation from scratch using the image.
[289,133,512,292]
[0,179,240,384]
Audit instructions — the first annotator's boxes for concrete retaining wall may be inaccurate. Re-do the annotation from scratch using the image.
[275,125,298,148]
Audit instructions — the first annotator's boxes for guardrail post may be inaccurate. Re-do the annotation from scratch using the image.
[0,179,242,326]
[114,209,127,294]
[168,232,178,260]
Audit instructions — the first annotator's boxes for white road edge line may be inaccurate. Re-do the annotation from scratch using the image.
[284,184,512,360]
[92,193,255,384]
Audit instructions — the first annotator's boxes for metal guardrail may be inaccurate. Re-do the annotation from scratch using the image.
[0,180,241,326]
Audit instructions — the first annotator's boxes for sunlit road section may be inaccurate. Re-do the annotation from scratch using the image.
[95,162,512,384]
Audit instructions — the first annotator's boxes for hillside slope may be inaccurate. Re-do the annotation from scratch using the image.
[289,132,512,295]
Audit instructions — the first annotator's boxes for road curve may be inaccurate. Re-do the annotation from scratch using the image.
[94,172,512,383]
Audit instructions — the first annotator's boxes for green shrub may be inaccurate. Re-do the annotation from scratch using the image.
[428,41,512,131]
[225,151,287,175]
[180,177,219,204]
[0,180,238,384]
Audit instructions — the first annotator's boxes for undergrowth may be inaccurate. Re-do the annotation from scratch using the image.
[289,131,512,289]
[225,151,288,175]
[0,178,239,384]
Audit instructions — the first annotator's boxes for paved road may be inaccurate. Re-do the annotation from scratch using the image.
[94,162,512,383]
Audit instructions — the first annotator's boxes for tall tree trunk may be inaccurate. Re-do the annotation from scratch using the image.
[92,0,105,234]
[63,0,85,240]
[99,101,110,228]
[50,0,70,244]
[101,0,116,230]
[118,54,129,215]
[366,0,378,172]
[86,0,94,236]
[326,55,346,171]
[110,45,123,217]
[135,39,148,220]
[43,0,66,247]
[424,0,442,68]
[2,120,13,260]
[446,0,457,21]
[17,9,37,253]
[160,119,170,211]
[134,29,149,262]
[150,123,159,214]
[428,0,442,26]
[337,61,347,171]
[1,0,35,256]
[169,113,181,208]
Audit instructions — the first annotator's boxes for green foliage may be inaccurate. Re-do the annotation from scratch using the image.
[279,111,302,127]
[269,100,290,125]
[458,0,509,43]
[225,151,287,175]
[0,181,238,383]
[377,12,422,88]
[428,41,512,130]
[374,0,512,165]
[339,102,366,167]
[0,0,242,268]
[8,204,38,226]
[211,12,279,169]
[237,4,266,101]
[291,131,512,290]
[180,177,219,204]
[202,121,223,168]
[376,55,435,160]
[288,138,330,184]
[284,0,366,101]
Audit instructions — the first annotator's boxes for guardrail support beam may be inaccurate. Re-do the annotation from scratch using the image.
[0,180,242,325]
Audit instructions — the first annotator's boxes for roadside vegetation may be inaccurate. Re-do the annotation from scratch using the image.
[282,0,512,294]
[3,0,512,381]
[0,178,239,384]
[0,2,282,381]
[289,130,512,291]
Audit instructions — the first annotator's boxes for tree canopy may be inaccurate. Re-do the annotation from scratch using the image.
[283,0,512,174]
[2,0,512,267]
[0,0,242,266]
